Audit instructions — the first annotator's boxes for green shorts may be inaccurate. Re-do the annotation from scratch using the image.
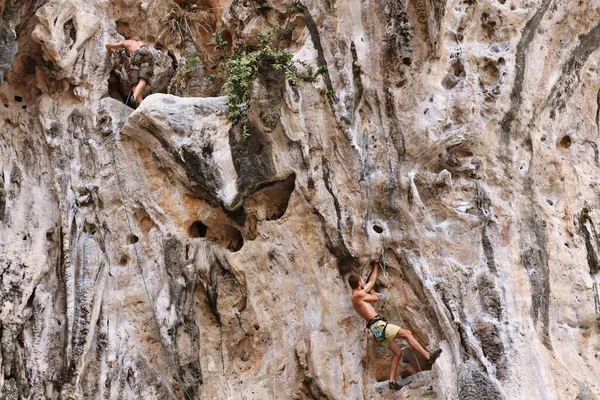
[129,47,154,86]
[369,320,401,348]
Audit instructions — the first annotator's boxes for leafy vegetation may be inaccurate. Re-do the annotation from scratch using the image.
[163,2,328,133]
[168,51,201,94]
[214,8,327,128]
[217,33,299,125]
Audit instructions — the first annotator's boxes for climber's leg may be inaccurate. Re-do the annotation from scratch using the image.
[388,340,403,389]
[132,78,147,105]
[395,328,430,360]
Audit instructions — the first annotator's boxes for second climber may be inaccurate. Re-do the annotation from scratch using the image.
[105,38,154,106]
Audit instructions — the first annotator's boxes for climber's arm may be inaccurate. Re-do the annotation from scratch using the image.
[362,292,380,303]
[362,262,378,293]
[105,41,125,51]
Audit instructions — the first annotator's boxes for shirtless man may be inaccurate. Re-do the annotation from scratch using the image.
[105,39,154,105]
[349,263,441,390]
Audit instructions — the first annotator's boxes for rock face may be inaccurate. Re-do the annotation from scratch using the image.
[1,0,600,399]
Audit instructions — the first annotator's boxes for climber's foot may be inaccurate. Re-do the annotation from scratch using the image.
[389,381,403,390]
[428,348,442,365]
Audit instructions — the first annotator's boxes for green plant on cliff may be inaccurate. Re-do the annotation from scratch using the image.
[168,51,201,94]
[214,19,326,129]
[219,34,297,125]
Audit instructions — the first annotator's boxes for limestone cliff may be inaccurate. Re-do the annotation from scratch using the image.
[1,0,600,399]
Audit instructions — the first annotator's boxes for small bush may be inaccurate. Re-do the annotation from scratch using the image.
[168,51,201,94]
[152,0,214,50]
[215,24,327,129]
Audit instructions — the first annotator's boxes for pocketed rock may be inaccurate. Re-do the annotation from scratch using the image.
[1,0,600,399]
[458,361,503,400]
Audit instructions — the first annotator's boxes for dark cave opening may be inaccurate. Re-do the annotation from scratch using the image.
[558,135,572,149]
[128,234,139,244]
[187,219,244,252]
[189,221,208,238]
[373,224,384,234]
[107,70,130,105]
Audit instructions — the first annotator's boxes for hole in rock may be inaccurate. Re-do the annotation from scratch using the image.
[202,143,213,157]
[46,230,54,241]
[257,174,296,221]
[108,71,130,104]
[189,219,244,252]
[189,221,208,238]
[3,104,7,108]
[64,19,76,43]
[480,60,499,87]
[456,148,474,157]
[442,73,460,89]
[22,105,26,110]
[14,96,22,102]
[451,59,466,78]
[373,224,384,234]
[216,225,244,252]
[559,135,572,149]
[21,56,37,75]
[128,234,139,244]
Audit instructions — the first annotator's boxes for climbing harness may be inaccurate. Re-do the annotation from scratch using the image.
[110,91,193,400]
[135,45,150,56]
[130,45,153,71]
[366,315,388,342]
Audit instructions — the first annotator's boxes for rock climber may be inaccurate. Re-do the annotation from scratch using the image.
[348,262,442,390]
[105,39,154,105]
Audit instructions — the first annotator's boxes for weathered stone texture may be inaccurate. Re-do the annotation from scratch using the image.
[1,0,600,399]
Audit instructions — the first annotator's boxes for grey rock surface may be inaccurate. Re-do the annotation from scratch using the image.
[0,0,599,399]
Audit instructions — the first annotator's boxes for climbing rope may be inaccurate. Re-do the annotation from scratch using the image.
[593,281,600,326]
[379,235,390,289]
[110,91,193,400]
[378,234,423,373]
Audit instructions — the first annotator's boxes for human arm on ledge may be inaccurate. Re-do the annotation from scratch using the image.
[105,41,124,51]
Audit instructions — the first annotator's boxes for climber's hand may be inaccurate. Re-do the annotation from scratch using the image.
[105,41,124,52]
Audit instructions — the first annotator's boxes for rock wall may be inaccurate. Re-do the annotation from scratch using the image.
[1,0,600,399]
